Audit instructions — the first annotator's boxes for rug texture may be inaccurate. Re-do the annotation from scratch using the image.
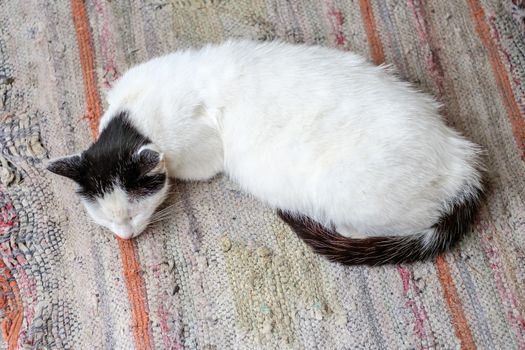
[0,0,524,349]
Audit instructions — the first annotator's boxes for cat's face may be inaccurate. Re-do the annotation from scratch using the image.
[47,113,170,239]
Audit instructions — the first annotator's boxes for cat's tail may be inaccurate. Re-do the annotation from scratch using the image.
[277,186,482,265]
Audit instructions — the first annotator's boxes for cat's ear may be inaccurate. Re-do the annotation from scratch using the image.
[46,154,83,182]
[136,144,165,176]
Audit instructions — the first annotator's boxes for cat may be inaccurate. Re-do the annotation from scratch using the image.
[47,40,483,265]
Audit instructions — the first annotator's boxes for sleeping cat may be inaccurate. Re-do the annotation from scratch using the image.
[47,40,483,265]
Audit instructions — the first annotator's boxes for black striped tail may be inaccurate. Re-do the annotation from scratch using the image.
[277,186,482,266]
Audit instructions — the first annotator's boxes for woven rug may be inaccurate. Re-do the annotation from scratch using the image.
[0,0,524,349]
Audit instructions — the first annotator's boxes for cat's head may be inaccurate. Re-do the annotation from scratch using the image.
[47,112,169,239]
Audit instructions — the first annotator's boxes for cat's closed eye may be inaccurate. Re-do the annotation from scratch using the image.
[127,174,167,197]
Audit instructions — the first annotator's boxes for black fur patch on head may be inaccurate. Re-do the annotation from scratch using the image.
[47,111,166,199]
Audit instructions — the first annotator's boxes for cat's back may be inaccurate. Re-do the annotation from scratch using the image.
[220,41,439,128]
[215,41,480,230]
[102,39,397,118]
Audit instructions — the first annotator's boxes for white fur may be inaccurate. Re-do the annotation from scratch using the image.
[97,40,482,239]
[84,184,169,239]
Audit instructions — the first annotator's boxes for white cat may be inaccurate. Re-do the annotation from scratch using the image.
[48,40,483,265]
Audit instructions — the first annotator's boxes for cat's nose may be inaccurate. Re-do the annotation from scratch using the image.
[112,223,134,240]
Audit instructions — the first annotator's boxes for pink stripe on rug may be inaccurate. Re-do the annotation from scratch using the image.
[324,0,348,49]
[398,266,431,347]
[94,0,119,89]
[479,221,525,347]
[406,0,446,99]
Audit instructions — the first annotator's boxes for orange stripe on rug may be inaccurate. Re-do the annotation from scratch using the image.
[71,0,102,140]
[71,1,153,349]
[436,257,476,349]
[360,2,475,348]
[466,0,525,160]
[359,0,385,64]
[0,199,22,349]
[118,240,153,350]
[0,261,23,350]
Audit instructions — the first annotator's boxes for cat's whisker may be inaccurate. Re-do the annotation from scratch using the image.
[147,218,169,225]
[149,213,174,223]
[150,201,189,221]
[157,199,187,210]
[153,202,186,216]
[147,208,187,225]
[149,213,175,223]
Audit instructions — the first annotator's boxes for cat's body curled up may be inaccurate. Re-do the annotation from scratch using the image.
[48,40,483,265]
